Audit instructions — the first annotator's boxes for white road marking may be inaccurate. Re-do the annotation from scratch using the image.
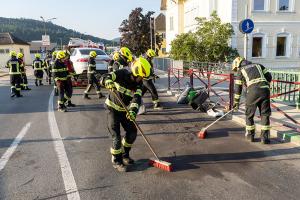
[48,90,81,200]
[0,122,31,171]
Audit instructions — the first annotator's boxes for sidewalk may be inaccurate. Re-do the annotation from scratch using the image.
[154,68,300,146]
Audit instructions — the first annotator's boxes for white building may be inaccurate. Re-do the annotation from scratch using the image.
[0,32,31,67]
[161,0,300,69]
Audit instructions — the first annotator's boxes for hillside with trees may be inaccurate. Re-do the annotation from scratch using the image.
[0,17,116,45]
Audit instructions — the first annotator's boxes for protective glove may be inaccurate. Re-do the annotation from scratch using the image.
[126,110,136,121]
[233,102,240,112]
[105,80,115,90]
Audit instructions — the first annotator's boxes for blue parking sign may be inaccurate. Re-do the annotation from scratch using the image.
[239,19,254,34]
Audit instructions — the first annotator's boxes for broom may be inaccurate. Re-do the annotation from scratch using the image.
[112,90,173,172]
[198,108,235,139]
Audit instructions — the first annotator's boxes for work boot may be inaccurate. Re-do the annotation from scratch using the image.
[39,81,43,86]
[16,94,23,98]
[25,87,31,90]
[20,85,25,90]
[97,92,104,99]
[83,93,91,99]
[153,102,163,110]
[261,131,271,144]
[58,104,67,112]
[123,147,134,165]
[137,104,147,115]
[66,100,76,107]
[112,155,127,172]
[245,131,255,142]
[35,81,38,86]
[10,93,16,98]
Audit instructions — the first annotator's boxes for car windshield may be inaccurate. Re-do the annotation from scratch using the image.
[79,49,106,56]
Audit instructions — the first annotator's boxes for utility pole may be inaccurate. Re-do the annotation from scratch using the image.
[40,16,57,36]
[150,17,153,50]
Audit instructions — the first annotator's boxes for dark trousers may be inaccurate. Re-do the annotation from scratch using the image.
[84,73,101,94]
[21,73,28,88]
[56,80,72,106]
[34,70,44,84]
[245,87,271,136]
[45,68,52,84]
[142,79,158,101]
[107,109,137,155]
[10,74,21,96]
[66,77,73,101]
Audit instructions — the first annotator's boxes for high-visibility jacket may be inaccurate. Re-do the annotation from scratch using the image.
[6,58,21,75]
[53,59,69,81]
[87,57,96,74]
[32,59,44,71]
[234,63,272,102]
[143,54,155,80]
[18,58,26,74]
[64,59,76,77]
[101,69,142,113]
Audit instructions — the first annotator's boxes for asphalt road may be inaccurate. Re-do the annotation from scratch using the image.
[1,74,300,200]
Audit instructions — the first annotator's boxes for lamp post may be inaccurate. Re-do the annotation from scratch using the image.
[59,38,63,50]
[40,16,57,35]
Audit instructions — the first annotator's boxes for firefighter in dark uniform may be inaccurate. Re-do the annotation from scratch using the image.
[108,51,119,72]
[83,51,103,99]
[51,51,58,96]
[17,53,31,90]
[142,49,162,109]
[6,51,22,97]
[232,57,272,144]
[64,50,76,107]
[100,57,151,172]
[110,47,132,72]
[53,51,71,112]
[32,54,44,86]
[44,52,52,85]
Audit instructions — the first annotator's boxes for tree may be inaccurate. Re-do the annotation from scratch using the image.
[170,11,239,62]
[119,7,162,56]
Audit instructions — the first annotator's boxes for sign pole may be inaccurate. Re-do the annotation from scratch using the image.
[244,4,248,59]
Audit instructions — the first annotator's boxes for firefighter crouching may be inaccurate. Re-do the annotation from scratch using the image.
[53,51,72,112]
[100,57,151,172]
[6,51,22,98]
[232,57,272,144]
[83,51,103,99]
[32,53,44,86]
[17,53,31,90]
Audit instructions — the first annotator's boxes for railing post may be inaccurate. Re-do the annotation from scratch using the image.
[229,73,234,110]
[207,72,211,98]
[168,67,171,91]
[178,69,180,91]
[190,69,194,87]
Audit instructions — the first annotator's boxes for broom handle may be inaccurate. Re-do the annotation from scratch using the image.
[112,90,160,160]
[204,108,234,130]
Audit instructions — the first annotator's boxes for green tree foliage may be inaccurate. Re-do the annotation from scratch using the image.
[170,11,239,62]
[0,17,115,45]
[119,7,162,56]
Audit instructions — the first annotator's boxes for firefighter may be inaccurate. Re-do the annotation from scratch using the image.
[53,51,71,112]
[17,53,31,90]
[100,57,151,172]
[51,51,59,96]
[64,50,76,107]
[142,49,162,110]
[44,52,52,85]
[232,57,272,144]
[110,47,133,71]
[108,51,119,72]
[6,51,22,97]
[32,53,44,86]
[83,51,103,99]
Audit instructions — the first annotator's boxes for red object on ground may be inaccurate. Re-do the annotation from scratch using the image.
[148,159,173,172]
[198,129,207,139]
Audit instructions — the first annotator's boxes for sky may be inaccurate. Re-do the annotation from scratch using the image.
[0,0,161,40]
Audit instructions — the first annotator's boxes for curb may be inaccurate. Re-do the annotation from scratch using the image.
[161,88,300,146]
[0,73,9,77]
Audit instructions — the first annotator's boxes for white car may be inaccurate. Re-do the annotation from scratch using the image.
[70,48,110,75]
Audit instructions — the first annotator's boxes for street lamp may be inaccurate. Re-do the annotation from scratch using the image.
[40,16,57,35]
[59,38,63,50]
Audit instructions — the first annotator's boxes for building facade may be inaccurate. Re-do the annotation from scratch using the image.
[162,0,300,69]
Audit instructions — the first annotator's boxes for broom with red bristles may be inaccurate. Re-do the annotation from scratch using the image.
[112,91,173,172]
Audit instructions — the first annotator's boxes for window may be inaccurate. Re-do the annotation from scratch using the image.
[0,49,5,54]
[170,16,174,31]
[20,48,24,53]
[276,36,287,56]
[279,0,289,11]
[252,37,263,57]
[253,0,265,11]
[79,49,106,56]
[5,49,9,54]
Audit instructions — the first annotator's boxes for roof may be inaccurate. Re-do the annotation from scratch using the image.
[155,13,166,32]
[0,32,30,45]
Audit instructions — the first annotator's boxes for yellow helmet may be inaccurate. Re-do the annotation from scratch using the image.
[232,57,245,71]
[89,51,97,58]
[10,51,17,57]
[146,49,156,58]
[56,51,66,59]
[17,53,24,59]
[119,47,133,62]
[131,57,151,78]
[113,52,119,61]
[35,53,41,59]
[52,51,57,57]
